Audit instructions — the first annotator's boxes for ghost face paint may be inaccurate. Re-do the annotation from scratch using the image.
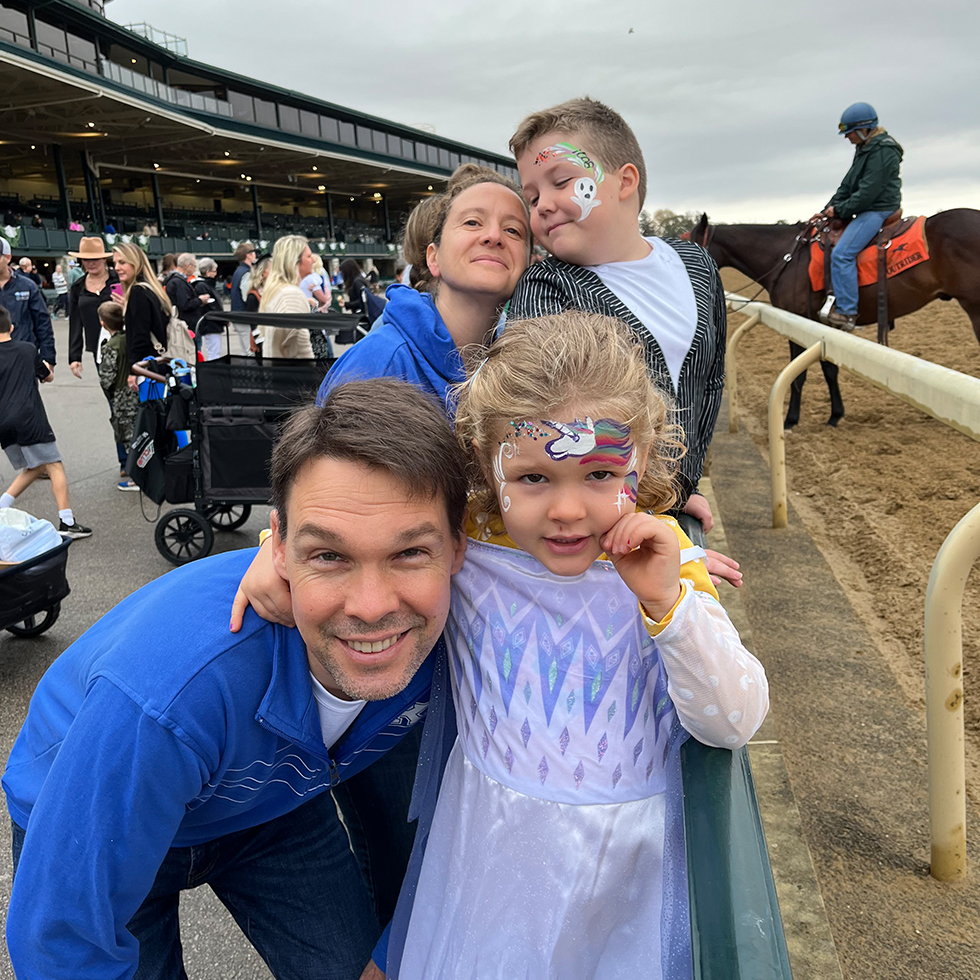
[518,133,613,264]
[489,416,642,576]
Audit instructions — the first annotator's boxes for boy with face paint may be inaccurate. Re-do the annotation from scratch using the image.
[509,98,728,549]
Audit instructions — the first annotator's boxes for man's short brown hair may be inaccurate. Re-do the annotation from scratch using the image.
[509,96,647,210]
[270,379,468,538]
[234,242,256,262]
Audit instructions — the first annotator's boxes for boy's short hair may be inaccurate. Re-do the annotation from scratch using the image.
[234,241,256,262]
[97,301,124,332]
[509,97,647,210]
[0,306,11,334]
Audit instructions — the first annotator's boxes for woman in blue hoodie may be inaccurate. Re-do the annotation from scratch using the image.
[315,164,532,411]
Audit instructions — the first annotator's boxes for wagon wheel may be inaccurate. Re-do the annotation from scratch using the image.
[155,509,215,566]
[203,503,252,531]
[5,602,61,638]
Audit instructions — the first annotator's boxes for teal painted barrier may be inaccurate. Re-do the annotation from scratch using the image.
[683,741,793,979]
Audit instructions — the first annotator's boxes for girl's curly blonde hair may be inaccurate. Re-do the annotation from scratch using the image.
[452,312,685,518]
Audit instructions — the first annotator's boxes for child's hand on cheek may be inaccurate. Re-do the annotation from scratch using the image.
[601,513,682,622]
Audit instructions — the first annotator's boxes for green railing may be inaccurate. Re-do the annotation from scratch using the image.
[683,742,792,979]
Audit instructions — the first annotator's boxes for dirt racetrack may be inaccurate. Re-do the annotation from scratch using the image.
[720,269,980,785]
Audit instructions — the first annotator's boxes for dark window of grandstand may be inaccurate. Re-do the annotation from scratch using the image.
[279,104,300,133]
[0,4,30,47]
[426,145,440,167]
[448,153,460,171]
[373,130,388,155]
[108,44,151,78]
[66,32,98,71]
[400,140,415,162]
[168,67,223,97]
[300,110,319,137]
[338,121,356,146]
[438,148,451,169]
[228,91,255,123]
[387,136,402,158]
[355,126,371,149]
[253,97,277,128]
[35,19,69,64]
[320,116,339,142]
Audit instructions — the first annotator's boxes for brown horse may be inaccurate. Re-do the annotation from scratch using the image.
[693,209,980,427]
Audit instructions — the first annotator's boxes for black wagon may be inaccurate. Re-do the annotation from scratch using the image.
[148,311,358,565]
[0,537,71,637]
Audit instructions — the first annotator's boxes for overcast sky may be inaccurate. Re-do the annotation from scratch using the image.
[108,0,980,222]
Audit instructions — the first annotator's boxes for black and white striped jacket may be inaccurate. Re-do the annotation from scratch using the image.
[508,239,727,503]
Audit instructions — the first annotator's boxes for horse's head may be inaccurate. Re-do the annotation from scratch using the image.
[692,213,711,249]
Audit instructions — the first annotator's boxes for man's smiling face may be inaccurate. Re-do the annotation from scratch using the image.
[272,457,466,701]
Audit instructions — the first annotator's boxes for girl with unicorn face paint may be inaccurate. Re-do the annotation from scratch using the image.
[393,311,769,980]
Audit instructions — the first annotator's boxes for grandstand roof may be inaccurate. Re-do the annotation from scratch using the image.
[0,0,517,218]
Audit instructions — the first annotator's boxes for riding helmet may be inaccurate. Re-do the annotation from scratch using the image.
[838,102,878,135]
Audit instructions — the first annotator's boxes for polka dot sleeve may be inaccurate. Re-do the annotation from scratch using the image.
[647,581,769,749]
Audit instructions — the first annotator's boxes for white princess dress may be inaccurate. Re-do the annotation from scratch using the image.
[397,520,769,980]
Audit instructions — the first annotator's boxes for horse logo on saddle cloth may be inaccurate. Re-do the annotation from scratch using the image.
[810,211,929,344]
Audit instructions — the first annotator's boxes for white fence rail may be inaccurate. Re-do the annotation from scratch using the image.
[725,293,980,881]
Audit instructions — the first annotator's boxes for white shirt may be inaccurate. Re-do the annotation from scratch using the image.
[310,672,367,749]
[586,237,698,391]
[299,273,324,302]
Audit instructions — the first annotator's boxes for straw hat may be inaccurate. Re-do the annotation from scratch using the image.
[68,236,113,260]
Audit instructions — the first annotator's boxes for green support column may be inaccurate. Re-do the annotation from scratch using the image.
[51,144,71,228]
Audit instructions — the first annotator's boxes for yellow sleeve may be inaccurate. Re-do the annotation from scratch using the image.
[640,515,719,636]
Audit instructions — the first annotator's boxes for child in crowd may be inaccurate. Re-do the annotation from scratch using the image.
[507,98,728,548]
[96,301,139,491]
[384,312,768,979]
[0,307,91,538]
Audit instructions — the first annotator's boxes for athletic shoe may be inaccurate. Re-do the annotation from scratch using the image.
[827,308,858,331]
[58,521,93,539]
[117,478,139,491]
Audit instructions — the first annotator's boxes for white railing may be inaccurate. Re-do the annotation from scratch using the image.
[725,293,980,881]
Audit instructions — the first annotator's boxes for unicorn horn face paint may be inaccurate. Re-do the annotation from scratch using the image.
[487,417,640,576]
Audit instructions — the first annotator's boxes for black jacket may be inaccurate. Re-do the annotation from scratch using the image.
[164,272,203,331]
[68,271,120,363]
[125,283,168,364]
[194,277,226,334]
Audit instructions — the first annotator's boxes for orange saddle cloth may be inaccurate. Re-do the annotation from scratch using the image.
[808,215,928,292]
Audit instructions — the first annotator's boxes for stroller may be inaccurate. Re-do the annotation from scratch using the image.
[0,538,71,637]
[131,311,354,565]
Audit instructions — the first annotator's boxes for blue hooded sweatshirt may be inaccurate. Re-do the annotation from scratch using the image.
[316,284,464,410]
[3,548,435,978]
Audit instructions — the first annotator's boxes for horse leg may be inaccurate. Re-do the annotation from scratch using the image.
[784,341,806,429]
[820,359,844,427]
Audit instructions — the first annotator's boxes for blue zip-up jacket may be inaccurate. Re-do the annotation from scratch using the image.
[0,270,55,364]
[230,261,251,312]
[316,283,464,409]
[3,548,434,978]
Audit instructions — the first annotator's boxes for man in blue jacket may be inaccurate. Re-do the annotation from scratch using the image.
[3,378,467,979]
[0,238,55,366]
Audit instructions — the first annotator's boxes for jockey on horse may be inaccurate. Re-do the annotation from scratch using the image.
[811,102,904,331]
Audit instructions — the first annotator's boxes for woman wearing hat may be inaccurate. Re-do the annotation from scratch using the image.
[67,237,118,377]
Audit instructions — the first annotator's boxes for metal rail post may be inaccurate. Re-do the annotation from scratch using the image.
[768,342,822,528]
[924,500,980,880]
[725,313,760,433]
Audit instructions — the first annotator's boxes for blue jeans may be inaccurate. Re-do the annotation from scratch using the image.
[12,790,381,980]
[830,210,894,315]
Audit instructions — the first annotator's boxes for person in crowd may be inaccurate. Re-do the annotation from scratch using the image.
[67,237,118,379]
[141,222,153,237]
[194,256,225,361]
[301,253,334,359]
[394,259,407,283]
[508,96,727,547]
[95,301,139,491]
[30,214,42,229]
[17,257,42,287]
[811,102,904,330]
[259,235,315,359]
[2,380,466,979]
[0,306,91,538]
[66,257,83,286]
[68,220,84,233]
[229,240,256,354]
[111,242,169,368]
[243,254,269,354]
[50,263,69,318]
[104,222,116,236]
[0,239,55,368]
[391,311,769,980]
[340,257,385,322]
[365,260,380,287]
[164,253,209,346]
[158,252,177,283]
